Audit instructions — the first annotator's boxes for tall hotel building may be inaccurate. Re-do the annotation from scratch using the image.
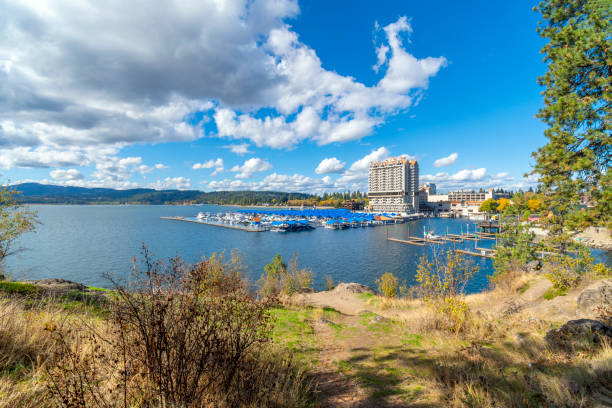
[368,157,419,213]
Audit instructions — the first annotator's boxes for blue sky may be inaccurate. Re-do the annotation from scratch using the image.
[1,0,546,193]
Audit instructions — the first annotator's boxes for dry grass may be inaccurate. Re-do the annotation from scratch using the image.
[0,296,89,408]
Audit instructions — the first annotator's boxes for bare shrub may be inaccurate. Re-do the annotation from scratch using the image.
[376,272,399,298]
[414,250,478,334]
[46,247,312,407]
[324,275,335,291]
[258,254,313,297]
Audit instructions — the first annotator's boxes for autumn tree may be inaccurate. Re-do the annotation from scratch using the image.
[479,198,499,213]
[497,198,512,213]
[533,0,611,232]
[0,185,38,278]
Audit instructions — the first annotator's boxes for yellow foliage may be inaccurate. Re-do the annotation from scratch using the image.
[497,198,511,212]
[527,198,542,211]
[376,272,399,298]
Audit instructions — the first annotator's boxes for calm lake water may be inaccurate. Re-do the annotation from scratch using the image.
[6,205,611,293]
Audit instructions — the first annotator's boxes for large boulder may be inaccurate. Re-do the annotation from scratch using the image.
[28,278,87,291]
[577,280,612,316]
[522,260,542,273]
[545,319,612,350]
[333,283,375,295]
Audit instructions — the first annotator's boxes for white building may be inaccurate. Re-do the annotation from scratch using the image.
[368,157,419,213]
[448,189,512,218]
[418,188,512,218]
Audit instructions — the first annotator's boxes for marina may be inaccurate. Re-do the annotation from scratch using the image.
[161,208,426,233]
[7,205,610,292]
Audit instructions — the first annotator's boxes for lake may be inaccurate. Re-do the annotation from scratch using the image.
[5,205,610,293]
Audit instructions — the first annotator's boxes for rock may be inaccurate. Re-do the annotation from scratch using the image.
[370,315,387,324]
[577,280,612,316]
[522,260,542,273]
[28,278,87,291]
[317,318,334,325]
[502,300,523,316]
[545,319,612,350]
[333,283,375,295]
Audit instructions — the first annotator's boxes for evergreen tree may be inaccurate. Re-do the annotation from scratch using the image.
[533,0,611,231]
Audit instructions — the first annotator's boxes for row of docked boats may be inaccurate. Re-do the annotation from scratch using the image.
[194,209,411,232]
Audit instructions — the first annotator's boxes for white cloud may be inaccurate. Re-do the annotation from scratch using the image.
[315,157,346,174]
[1,1,447,190]
[334,147,392,189]
[148,177,192,190]
[49,168,84,181]
[223,143,252,155]
[192,158,224,170]
[450,168,487,181]
[230,158,273,179]
[377,17,447,93]
[206,172,335,193]
[136,163,168,173]
[348,147,390,172]
[211,15,446,148]
[433,152,458,167]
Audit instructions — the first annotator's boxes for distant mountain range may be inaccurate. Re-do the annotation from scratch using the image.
[12,183,313,205]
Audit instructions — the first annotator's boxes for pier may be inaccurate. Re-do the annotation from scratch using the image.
[161,216,269,232]
[387,231,499,258]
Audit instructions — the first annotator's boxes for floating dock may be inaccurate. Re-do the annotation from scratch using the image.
[161,216,269,232]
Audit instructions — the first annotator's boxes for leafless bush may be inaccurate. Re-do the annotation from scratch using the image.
[46,247,312,407]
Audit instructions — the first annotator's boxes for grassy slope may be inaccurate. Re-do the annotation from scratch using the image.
[271,274,612,407]
[1,274,611,407]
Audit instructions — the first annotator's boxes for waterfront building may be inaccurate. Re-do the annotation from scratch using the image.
[418,186,451,215]
[368,157,419,213]
[342,200,364,211]
[448,189,512,218]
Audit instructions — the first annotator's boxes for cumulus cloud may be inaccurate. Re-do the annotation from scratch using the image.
[136,163,169,173]
[1,1,446,189]
[206,172,335,193]
[433,152,458,167]
[348,147,391,172]
[335,147,392,188]
[148,177,192,191]
[49,168,84,181]
[192,158,224,170]
[230,158,273,179]
[212,15,446,148]
[223,144,252,155]
[315,157,346,174]
[420,168,530,191]
[377,17,447,93]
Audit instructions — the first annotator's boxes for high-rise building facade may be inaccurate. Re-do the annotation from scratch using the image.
[368,157,419,213]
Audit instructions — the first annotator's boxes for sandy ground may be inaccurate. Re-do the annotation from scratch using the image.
[530,226,612,250]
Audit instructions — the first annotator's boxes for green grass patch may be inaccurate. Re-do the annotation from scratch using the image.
[518,282,531,294]
[269,307,318,366]
[0,281,40,296]
[543,286,568,300]
[356,292,374,301]
[87,286,108,292]
[401,334,424,347]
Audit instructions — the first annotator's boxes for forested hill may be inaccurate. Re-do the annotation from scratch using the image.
[12,183,314,205]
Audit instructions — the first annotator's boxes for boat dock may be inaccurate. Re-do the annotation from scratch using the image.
[387,231,499,259]
[161,216,269,232]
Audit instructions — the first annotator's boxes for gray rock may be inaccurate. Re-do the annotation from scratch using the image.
[29,278,87,291]
[522,260,542,273]
[545,319,612,350]
[333,282,375,295]
[317,318,334,325]
[577,280,612,316]
[370,315,387,324]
